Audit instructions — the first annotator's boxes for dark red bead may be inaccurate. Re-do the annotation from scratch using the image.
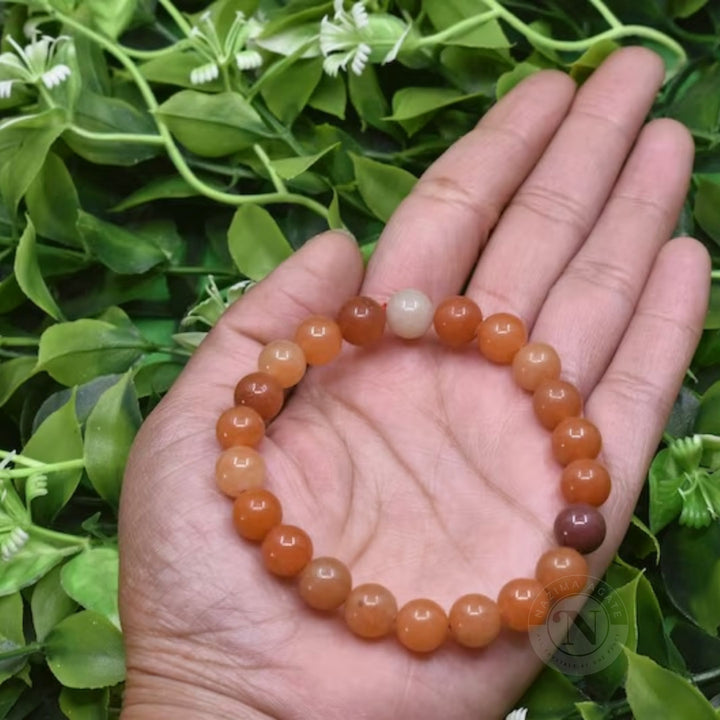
[554,504,606,554]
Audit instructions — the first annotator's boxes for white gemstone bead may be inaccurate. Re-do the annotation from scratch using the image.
[386,289,434,339]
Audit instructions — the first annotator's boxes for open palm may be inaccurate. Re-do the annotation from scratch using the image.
[119,49,709,720]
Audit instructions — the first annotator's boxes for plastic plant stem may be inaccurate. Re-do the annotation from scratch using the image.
[413,9,501,48]
[67,125,166,146]
[0,459,85,480]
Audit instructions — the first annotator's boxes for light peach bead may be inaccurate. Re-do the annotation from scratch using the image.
[258,340,307,388]
[512,342,561,392]
[386,289,434,339]
[215,446,265,498]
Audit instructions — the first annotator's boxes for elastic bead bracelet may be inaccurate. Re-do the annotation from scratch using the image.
[214,291,610,653]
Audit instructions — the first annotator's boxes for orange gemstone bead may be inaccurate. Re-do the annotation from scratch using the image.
[261,524,313,577]
[535,547,588,601]
[512,342,561,392]
[561,459,611,506]
[216,406,265,449]
[215,446,265,497]
[233,372,284,421]
[294,315,343,366]
[497,578,549,631]
[232,489,282,541]
[533,379,583,430]
[477,313,527,364]
[344,583,397,639]
[448,594,502,649]
[298,557,352,611]
[258,340,307,388]
[337,296,385,346]
[552,417,602,466]
[433,296,483,347]
[396,599,448,653]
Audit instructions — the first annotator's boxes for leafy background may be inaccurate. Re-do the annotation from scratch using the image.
[1,0,720,718]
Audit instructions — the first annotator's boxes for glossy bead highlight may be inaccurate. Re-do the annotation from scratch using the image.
[261,524,313,577]
[258,340,307,388]
[386,289,434,339]
[232,489,282,541]
[477,313,527,364]
[433,296,483,347]
[337,296,385,346]
[298,557,352,611]
[216,406,265,449]
[497,578,550,631]
[512,342,561,392]
[554,504,606,554]
[215,446,265,497]
[533,379,583,430]
[294,315,343,366]
[561,459,611,506]
[449,593,501,648]
[551,417,602,466]
[396,598,448,653]
[233,372,284,422]
[535,547,588,601]
[344,583,397,639]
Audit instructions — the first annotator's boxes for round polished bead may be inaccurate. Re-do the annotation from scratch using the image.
[386,289,434,340]
[344,583,397,639]
[232,488,282,541]
[535,547,589,601]
[554,504,606,554]
[449,594,501,649]
[298,557,352,611]
[561,459,611,506]
[294,315,343,366]
[533,379,583,430]
[233,372,284,422]
[216,406,265,449]
[497,578,550,631]
[337,296,385,346]
[433,296,483,347]
[512,342,561,392]
[258,340,307,389]
[477,313,527,364]
[261,524,313,577]
[215,446,265,497]
[396,598,448,653]
[552,417,602,466]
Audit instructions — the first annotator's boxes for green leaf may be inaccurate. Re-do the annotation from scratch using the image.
[694,179,720,246]
[351,154,417,222]
[0,357,37,407]
[38,318,146,386]
[31,565,77,642]
[569,40,620,83]
[13,218,64,321]
[83,373,141,507]
[497,62,542,99]
[662,522,720,634]
[388,87,482,121]
[624,648,717,719]
[140,49,223,91]
[621,515,661,563]
[648,448,684,533]
[45,611,125,689]
[156,90,269,157]
[22,392,83,524]
[61,547,119,629]
[347,65,392,133]
[25,152,81,247]
[696,379,720,434]
[518,665,584,718]
[260,58,324,125]
[424,0,511,48]
[575,701,608,720]
[227,204,293,280]
[0,593,24,681]
[668,64,720,135]
[270,143,339,180]
[77,212,167,274]
[0,681,24,719]
[328,189,343,230]
[58,687,109,720]
[308,73,347,119]
[670,0,710,19]
[0,110,66,214]
[111,176,199,211]
[84,0,136,39]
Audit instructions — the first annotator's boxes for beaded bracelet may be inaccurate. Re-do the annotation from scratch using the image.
[214,291,610,654]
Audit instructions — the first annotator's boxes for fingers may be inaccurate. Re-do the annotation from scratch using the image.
[531,118,695,393]
[466,47,665,320]
[587,237,710,521]
[172,231,364,401]
[362,69,576,301]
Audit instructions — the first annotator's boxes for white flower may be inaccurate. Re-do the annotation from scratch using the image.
[187,10,262,85]
[1,527,29,561]
[0,33,72,98]
[505,709,528,720]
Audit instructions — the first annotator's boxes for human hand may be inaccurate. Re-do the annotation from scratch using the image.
[119,48,710,720]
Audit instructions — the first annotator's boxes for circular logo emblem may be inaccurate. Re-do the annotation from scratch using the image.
[529,577,629,675]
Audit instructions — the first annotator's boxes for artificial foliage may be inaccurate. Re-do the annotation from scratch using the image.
[0,0,720,718]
